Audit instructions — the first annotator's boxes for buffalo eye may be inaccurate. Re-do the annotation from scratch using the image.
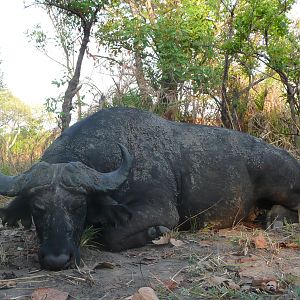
[69,200,84,213]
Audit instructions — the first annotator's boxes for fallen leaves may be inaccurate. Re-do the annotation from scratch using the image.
[251,278,283,294]
[152,233,184,247]
[162,279,179,290]
[31,288,68,300]
[127,287,159,300]
[170,238,184,247]
[278,241,300,249]
[152,235,170,245]
[252,233,267,249]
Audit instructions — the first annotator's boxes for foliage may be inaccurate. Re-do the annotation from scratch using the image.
[21,0,300,151]
[0,54,4,89]
[97,0,222,118]
[0,90,55,175]
[230,0,300,135]
[111,89,145,109]
[26,0,106,130]
[0,90,31,130]
[93,0,296,125]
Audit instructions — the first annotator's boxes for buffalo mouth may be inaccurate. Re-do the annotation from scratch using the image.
[38,246,80,271]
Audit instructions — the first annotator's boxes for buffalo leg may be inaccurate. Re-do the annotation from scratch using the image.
[267,205,298,229]
[100,202,179,251]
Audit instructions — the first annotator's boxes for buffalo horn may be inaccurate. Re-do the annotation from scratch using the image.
[0,144,133,195]
[64,143,133,193]
[0,173,21,197]
[88,143,133,192]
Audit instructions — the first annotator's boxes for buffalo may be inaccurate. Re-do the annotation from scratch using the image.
[0,107,299,270]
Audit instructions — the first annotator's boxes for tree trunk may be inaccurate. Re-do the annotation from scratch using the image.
[76,91,82,121]
[60,25,91,131]
[220,5,236,129]
[128,0,152,108]
[157,74,178,120]
[278,72,298,124]
[134,47,152,108]
[277,71,300,146]
[221,51,234,128]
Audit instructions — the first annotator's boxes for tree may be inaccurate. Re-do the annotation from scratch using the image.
[0,90,54,174]
[98,0,221,119]
[27,0,106,131]
[0,54,4,89]
[230,0,300,141]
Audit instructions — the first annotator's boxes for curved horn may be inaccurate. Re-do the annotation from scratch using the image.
[64,144,133,193]
[89,143,133,192]
[97,143,133,191]
[0,162,51,196]
[0,173,21,197]
[0,144,133,196]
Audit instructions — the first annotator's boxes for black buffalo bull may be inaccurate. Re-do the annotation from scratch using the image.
[0,108,299,270]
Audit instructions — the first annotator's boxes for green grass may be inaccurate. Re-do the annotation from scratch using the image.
[80,226,102,249]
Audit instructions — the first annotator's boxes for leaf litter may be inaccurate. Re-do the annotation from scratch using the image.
[1,224,300,299]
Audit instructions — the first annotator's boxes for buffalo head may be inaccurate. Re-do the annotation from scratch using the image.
[0,144,132,270]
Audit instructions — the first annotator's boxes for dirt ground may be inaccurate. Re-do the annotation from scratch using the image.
[1,223,300,300]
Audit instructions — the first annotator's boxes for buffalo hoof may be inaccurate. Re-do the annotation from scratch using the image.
[147,226,170,239]
[267,205,298,229]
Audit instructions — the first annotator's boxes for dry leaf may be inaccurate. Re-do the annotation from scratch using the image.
[31,288,68,300]
[131,287,159,300]
[279,242,299,249]
[152,235,170,245]
[138,287,159,300]
[132,293,144,300]
[170,238,184,247]
[253,233,267,249]
[163,279,178,290]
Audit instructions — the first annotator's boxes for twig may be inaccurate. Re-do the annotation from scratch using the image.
[175,198,224,229]
[99,293,109,300]
[0,274,47,283]
[170,266,188,281]
[63,274,87,282]
[125,272,134,287]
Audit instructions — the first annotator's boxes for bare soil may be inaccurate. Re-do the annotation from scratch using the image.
[0,223,300,300]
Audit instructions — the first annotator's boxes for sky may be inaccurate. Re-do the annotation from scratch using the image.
[0,1,60,105]
[0,0,299,107]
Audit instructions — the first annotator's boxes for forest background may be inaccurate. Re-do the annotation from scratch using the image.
[1,0,300,176]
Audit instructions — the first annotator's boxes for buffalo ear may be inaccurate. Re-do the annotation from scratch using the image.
[87,195,132,226]
[0,196,32,229]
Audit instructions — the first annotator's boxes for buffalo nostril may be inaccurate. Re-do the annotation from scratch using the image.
[43,254,71,271]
